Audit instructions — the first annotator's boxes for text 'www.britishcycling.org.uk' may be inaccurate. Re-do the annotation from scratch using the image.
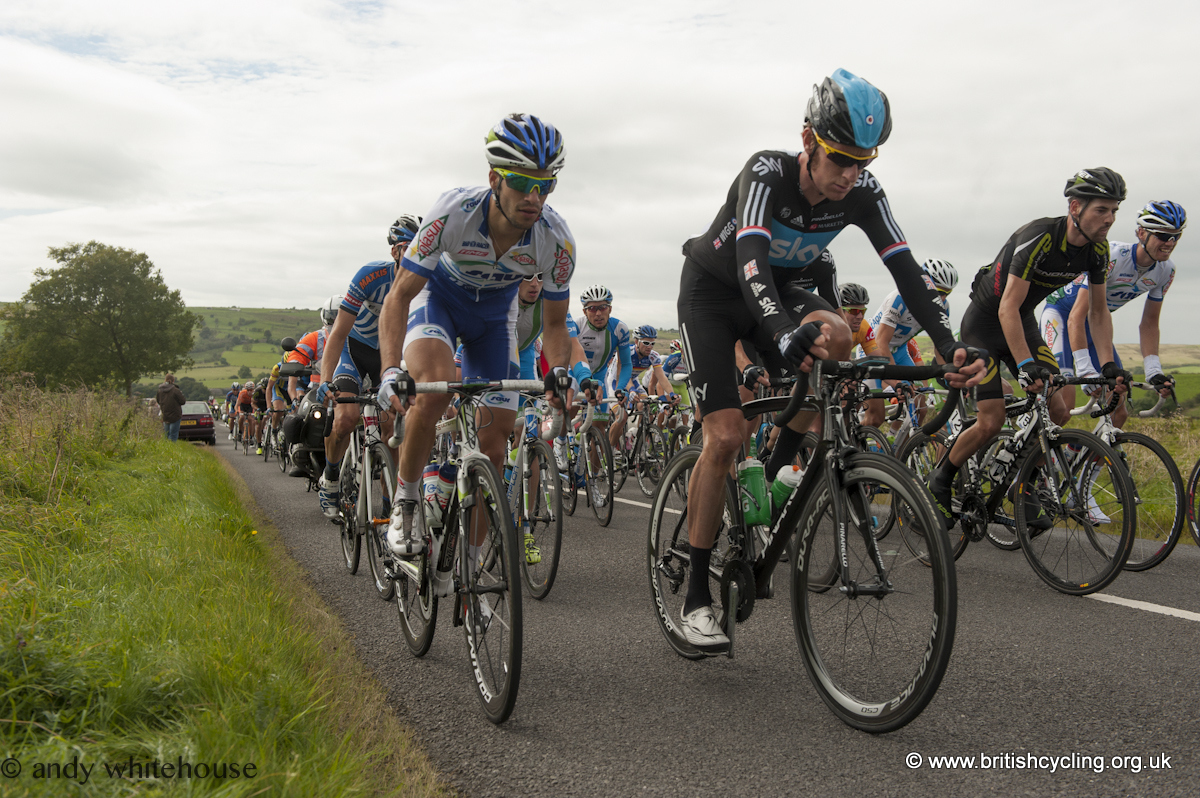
[905,751,1173,774]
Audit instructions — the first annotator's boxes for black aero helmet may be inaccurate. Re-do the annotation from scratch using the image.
[1063,168,1127,202]
[838,283,870,307]
[806,68,892,149]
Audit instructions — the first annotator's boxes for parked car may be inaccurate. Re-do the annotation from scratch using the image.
[178,401,217,445]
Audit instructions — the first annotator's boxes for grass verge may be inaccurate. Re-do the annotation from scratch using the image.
[0,384,449,796]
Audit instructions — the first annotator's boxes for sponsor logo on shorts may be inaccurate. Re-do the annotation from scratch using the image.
[484,393,513,406]
[420,326,449,342]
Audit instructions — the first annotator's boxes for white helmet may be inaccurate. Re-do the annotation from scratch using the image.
[579,284,613,306]
[320,295,342,327]
[921,258,958,293]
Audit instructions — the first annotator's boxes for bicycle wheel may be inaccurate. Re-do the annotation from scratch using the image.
[396,502,439,657]
[612,433,629,493]
[637,427,669,497]
[363,443,398,600]
[339,445,361,574]
[791,452,956,733]
[972,431,1020,551]
[460,458,523,723]
[647,444,741,659]
[561,435,579,516]
[856,426,896,540]
[1188,457,1200,548]
[520,439,563,600]
[894,432,966,560]
[585,426,615,526]
[1014,429,1134,595]
[262,421,273,462]
[278,430,291,474]
[1112,431,1185,571]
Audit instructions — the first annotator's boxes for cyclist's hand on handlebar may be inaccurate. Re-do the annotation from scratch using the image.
[1016,361,1049,395]
[742,364,769,390]
[1149,372,1175,399]
[1102,361,1132,395]
[315,381,334,404]
[544,366,573,411]
[377,367,415,414]
[940,343,987,389]
[777,321,830,373]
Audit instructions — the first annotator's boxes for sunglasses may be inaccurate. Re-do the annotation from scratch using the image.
[1151,230,1182,243]
[493,167,557,195]
[522,273,543,282]
[841,306,867,313]
[583,304,611,312]
[813,130,877,170]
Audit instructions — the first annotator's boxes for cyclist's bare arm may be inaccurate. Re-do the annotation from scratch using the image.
[378,268,430,414]
[320,307,357,387]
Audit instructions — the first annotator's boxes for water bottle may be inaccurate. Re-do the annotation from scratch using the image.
[737,458,770,526]
[433,463,456,524]
[988,444,1016,481]
[422,464,440,527]
[770,464,805,511]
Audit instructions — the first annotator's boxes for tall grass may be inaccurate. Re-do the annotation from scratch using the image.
[0,382,446,796]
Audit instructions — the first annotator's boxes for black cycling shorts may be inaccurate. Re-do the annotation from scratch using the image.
[959,302,1059,402]
[677,259,833,415]
[238,402,252,413]
[332,336,382,395]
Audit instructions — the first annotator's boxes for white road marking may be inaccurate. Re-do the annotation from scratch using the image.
[1086,593,1200,622]
[614,496,680,515]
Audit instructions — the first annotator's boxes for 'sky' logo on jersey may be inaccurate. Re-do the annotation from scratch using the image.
[752,156,784,177]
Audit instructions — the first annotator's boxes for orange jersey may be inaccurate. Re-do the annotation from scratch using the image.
[851,322,879,358]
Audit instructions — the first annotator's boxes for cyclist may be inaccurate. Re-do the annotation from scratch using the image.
[315,217,418,520]
[628,325,672,397]
[377,113,577,558]
[235,381,254,442]
[859,259,958,428]
[575,284,633,480]
[927,168,1131,530]
[675,68,982,650]
[251,379,269,453]
[287,296,342,401]
[1041,200,1185,427]
[224,382,239,437]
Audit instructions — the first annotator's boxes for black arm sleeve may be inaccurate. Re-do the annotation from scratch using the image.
[734,161,795,343]
[815,250,840,307]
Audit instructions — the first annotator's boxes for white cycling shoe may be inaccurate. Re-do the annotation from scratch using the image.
[680,605,730,652]
[386,499,426,556]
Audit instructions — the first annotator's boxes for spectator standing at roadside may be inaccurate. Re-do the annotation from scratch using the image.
[155,374,187,442]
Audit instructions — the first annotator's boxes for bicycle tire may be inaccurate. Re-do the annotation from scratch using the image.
[363,443,398,600]
[585,425,614,526]
[856,425,896,540]
[612,430,629,494]
[1188,456,1200,548]
[261,420,273,462]
[278,431,291,474]
[460,457,523,723]
[637,427,668,497]
[894,431,967,561]
[339,444,361,574]
[647,444,739,659]
[519,439,563,600]
[1112,431,1185,571]
[396,494,439,657]
[561,437,579,516]
[1014,429,1135,595]
[791,451,957,733]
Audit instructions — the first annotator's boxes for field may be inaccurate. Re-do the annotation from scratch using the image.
[179,306,318,391]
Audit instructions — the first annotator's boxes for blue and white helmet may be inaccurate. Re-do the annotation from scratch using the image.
[1137,200,1187,233]
[485,113,566,173]
[579,284,612,306]
[636,324,657,340]
[806,68,891,149]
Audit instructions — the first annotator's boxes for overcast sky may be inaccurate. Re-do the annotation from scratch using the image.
[1,0,1195,343]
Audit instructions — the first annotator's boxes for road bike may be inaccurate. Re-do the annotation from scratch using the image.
[390,377,556,724]
[506,397,565,599]
[648,359,961,733]
[559,396,617,526]
[897,375,1136,594]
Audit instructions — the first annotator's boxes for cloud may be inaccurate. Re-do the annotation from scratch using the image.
[0,0,1196,345]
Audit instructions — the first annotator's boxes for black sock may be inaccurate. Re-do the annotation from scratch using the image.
[683,545,713,616]
[765,426,804,482]
[324,462,340,482]
[935,457,960,482]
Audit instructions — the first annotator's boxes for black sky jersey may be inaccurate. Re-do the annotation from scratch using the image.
[969,216,1109,316]
[682,149,954,355]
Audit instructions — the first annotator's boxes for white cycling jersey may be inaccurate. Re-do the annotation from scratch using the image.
[400,186,576,299]
[868,289,949,351]
[1043,240,1175,313]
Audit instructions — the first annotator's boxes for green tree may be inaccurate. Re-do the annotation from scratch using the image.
[175,376,211,401]
[1,242,200,396]
[238,365,252,379]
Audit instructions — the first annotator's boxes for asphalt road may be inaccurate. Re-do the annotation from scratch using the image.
[213,432,1200,797]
